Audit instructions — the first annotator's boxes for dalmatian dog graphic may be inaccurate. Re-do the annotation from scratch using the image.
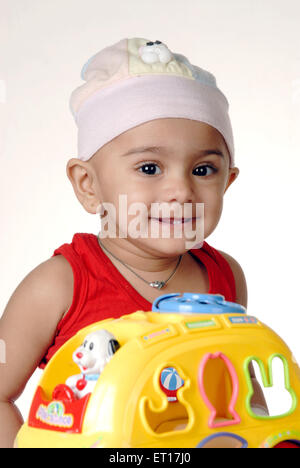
[139,40,173,64]
[52,330,120,401]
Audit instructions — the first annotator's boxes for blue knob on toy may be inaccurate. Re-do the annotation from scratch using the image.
[152,293,246,314]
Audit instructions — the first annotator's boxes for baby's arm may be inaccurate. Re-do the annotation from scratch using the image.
[0,255,73,448]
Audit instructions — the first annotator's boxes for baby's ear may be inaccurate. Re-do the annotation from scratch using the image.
[224,167,239,193]
[66,158,99,214]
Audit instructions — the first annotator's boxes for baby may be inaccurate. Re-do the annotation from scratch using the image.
[0,37,266,447]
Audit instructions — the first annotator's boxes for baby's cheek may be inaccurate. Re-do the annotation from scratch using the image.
[203,197,224,235]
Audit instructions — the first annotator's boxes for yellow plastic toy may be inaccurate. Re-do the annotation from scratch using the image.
[15,293,300,448]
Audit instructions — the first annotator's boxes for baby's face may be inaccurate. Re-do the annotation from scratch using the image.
[88,118,239,253]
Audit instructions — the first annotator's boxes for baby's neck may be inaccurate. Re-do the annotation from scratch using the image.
[98,237,184,275]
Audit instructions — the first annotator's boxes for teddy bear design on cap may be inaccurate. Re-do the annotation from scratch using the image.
[139,40,173,64]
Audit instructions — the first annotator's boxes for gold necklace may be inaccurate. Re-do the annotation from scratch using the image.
[97,233,183,290]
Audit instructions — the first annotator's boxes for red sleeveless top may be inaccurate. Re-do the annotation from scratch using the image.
[39,233,236,368]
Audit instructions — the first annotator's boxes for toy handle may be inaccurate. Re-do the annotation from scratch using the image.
[152,293,246,315]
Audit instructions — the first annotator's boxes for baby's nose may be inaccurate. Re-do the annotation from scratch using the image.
[163,178,194,206]
[76,352,83,359]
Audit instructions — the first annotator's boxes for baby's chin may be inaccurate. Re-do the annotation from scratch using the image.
[128,236,203,257]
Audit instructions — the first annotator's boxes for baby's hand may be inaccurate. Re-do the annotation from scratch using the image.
[248,356,295,417]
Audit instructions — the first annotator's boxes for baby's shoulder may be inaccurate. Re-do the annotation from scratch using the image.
[45,255,74,314]
[17,254,74,322]
[217,250,248,309]
[0,255,75,401]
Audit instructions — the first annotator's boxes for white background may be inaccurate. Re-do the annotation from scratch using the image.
[1,0,300,424]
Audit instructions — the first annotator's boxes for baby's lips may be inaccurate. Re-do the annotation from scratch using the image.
[149,217,198,223]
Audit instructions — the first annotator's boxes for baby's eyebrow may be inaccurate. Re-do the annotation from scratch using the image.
[121,145,224,158]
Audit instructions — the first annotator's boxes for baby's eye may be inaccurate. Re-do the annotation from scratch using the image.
[137,163,161,176]
[137,163,217,177]
[193,165,217,177]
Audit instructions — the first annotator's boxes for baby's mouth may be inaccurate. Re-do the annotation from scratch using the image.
[150,217,195,224]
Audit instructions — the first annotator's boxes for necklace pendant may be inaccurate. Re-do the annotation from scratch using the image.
[149,281,166,289]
